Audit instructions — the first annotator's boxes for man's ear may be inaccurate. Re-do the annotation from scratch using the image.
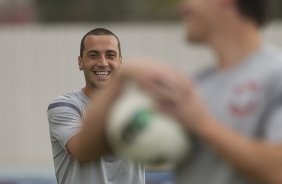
[78,56,83,70]
[119,56,123,64]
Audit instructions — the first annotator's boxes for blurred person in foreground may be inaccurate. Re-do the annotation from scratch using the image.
[131,0,282,183]
[102,0,282,183]
[47,28,144,184]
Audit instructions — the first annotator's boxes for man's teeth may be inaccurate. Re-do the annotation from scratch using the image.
[94,71,110,75]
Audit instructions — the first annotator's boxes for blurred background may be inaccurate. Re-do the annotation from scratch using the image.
[0,0,282,183]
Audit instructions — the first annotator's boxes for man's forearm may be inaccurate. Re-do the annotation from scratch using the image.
[194,118,282,184]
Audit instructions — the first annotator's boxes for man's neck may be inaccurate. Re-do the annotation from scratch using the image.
[82,86,97,97]
[208,23,262,71]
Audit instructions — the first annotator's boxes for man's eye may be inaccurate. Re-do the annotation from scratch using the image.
[89,54,98,58]
[107,54,116,59]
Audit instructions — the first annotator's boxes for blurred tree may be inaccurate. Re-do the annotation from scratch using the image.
[272,0,282,20]
[35,0,281,23]
[35,0,179,22]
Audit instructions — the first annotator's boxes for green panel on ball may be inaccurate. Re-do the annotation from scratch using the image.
[121,109,153,143]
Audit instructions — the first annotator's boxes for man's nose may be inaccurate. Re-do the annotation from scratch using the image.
[97,55,109,67]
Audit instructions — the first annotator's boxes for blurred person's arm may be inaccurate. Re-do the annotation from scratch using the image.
[192,113,282,184]
[122,62,282,184]
[66,81,122,162]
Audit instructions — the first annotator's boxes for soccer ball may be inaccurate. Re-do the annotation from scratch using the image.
[107,82,190,168]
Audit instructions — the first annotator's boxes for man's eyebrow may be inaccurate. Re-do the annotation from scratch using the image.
[106,50,118,53]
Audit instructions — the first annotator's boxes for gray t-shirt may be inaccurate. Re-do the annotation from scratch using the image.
[176,45,282,184]
[47,90,145,184]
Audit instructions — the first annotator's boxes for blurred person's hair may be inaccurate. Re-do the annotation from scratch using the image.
[236,0,272,27]
[80,28,122,58]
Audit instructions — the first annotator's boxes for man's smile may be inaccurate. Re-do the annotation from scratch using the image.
[93,71,111,80]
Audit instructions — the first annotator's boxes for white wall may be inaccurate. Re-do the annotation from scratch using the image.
[0,22,282,167]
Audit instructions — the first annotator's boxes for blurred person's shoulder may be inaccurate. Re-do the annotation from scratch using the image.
[238,44,282,99]
[195,44,282,82]
[252,44,282,81]
[257,44,282,67]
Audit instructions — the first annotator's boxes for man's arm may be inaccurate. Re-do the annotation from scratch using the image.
[66,81,122,162]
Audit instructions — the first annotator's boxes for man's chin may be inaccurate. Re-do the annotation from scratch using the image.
[95,81,110,89]
[187,34,206,44]
[186,28,207,44]
[87,80,109,90]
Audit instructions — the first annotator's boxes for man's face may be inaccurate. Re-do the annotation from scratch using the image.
[78,35,122,89]
[179,0,226,43]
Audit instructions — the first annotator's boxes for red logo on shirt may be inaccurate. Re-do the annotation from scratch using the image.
[229,81,260,118]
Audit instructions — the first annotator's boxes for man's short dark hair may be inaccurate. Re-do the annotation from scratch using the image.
[236,0,272,27]
[80,28,122,57]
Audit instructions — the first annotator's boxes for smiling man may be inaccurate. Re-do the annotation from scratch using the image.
[47,28,144,184]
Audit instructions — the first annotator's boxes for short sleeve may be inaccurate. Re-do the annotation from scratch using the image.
[264,105,282,143]
[47,102,82,152]
[261,67,282,143]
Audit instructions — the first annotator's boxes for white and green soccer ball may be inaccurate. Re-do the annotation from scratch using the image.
[107,83,190,168]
